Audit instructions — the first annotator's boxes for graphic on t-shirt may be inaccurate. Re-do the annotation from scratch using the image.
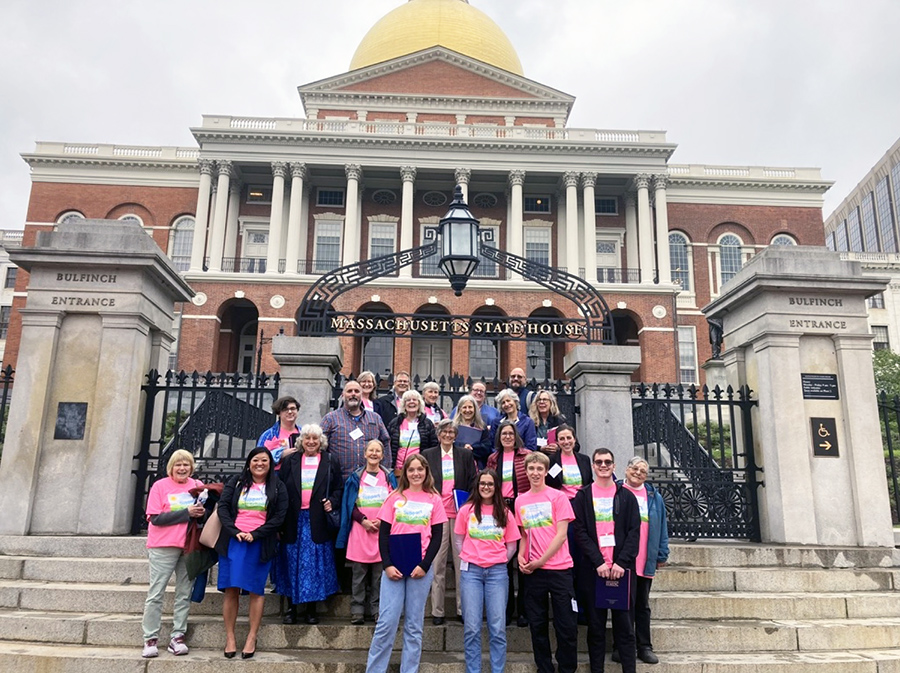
[394,499,434,525]
[519,501,553,530]
[442,457,454,481]
[637,496,649,522]
[467,513,503,540]
[357,485,389,509]
[593,496,613,522]
[561,463,582,486]
[502,459,513,482]
[301,466,316,491]
[167,492,195,511]
[238,485,267,511]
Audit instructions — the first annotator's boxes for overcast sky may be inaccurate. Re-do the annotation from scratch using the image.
[2,0,898,227]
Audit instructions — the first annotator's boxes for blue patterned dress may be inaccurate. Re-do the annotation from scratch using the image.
[273,509,340,603]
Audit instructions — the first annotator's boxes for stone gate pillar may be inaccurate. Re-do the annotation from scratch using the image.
[565,345,641,458]
[272,335,343,427]
[0,220,193,535]
[705,246,894,547]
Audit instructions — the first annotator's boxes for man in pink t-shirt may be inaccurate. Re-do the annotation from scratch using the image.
[514,451,577,673]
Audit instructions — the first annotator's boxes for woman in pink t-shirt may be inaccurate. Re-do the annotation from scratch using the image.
[454,468,520,673]
[257,396,301,468]
[365,454,448,673]
[140,449,206,659]
[388,389,438,475]
[357,371,378,412]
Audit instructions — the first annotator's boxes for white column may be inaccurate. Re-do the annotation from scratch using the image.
[189,159,214,272]
[582,172,597,284]
[654,174,671,285]
[298,184,310,273]
[223,181,240,269]
[635,174,654,284]
[508,170,525,257]
[285,162,307,275]
[265,162,287,274]
[455,167,471,203]
[399,166,416,278]
[557,187,567,268]
[342,164,362,267]
[561,172,578,275]
[207,160,232,272]
[206,181,217,262]
[625,193,638,278]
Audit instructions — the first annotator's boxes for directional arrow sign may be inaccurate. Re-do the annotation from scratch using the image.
[810,417,839,457]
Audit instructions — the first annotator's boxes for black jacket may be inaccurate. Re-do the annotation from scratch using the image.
[546,451,592,492]
[215,474,288,563]
[388,413,438,464]
[421,445,478,498]
[571,482,640,588]
[279,450,344,545]
[375,393,400,428]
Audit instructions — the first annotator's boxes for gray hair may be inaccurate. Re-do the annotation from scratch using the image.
[298,423,328,451]
[494,388,520,410]
[626,456,649,470]
[422,381,440,394]
[400,389,424,415]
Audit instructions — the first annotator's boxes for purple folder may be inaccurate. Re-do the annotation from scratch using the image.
[455,425,483,448]
[595,569,631,610]
[389,532,422,577]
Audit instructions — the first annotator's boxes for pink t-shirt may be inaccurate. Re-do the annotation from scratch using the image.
[440,451,456,517]
[560,452,583,499]
[395,418,421,471]
[347,469,392,563]
[378,488,448,560]
[592,482,617,566]
[265,425,296,468]
[300,454,320,510]
[145,477,203,549]
[625,483,650,577]
[500,451,515,499]
[454,503,520,567]
[234,483,268,532]
[514,487,574,570]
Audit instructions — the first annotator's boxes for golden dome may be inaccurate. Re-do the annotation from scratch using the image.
[350,0,523,76]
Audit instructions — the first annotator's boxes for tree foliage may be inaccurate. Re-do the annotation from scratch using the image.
[873,349,900,397]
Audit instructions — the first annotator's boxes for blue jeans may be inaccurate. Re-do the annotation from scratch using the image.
[366,567,435,673]
[459,562,509,673]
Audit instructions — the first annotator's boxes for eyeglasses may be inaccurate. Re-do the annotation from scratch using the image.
[478,482,495,488]
[284,406,299,412]
[593,459,614,467]
[628,467,648,475]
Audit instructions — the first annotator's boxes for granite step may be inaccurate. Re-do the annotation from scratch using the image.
[1,642,900,673]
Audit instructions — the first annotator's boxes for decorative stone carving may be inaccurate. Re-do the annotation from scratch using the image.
[454,167,471,185]
[271,161,287,179]
[198,158,215,176]
[290,162,308,180]
[581,172,598,188]
[562,172,579,189]
[508,169,526,187]
[400,166,417,182]
[653,174,669,191]
[634,174,651,191]
[345,164,363,181]
[216,159,234,178]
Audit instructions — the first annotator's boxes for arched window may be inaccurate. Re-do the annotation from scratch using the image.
[170,216,194,272]
[668,232,691,291]
[57,211,85,224]
[719,234,743,286]
[770,234,797,246]
[119,214,143,226]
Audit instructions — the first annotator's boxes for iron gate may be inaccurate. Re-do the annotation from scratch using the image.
[632,383,762,541]
[132,369,279,533]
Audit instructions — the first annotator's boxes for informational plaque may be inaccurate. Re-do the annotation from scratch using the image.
[54,402,88,440]
[801,373,840,400]
[810,417,839,457]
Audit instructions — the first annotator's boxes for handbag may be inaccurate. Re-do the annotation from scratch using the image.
[198,506,222,548]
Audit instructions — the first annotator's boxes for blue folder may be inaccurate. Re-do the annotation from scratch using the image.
[595,569,631,610]
[453,489,469,511]
[389,532,422,577]
[455,425,483,448]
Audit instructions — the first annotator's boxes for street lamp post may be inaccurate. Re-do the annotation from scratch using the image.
[438,186,481,296]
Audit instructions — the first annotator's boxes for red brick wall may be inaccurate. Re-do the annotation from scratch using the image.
[338,61,537,98]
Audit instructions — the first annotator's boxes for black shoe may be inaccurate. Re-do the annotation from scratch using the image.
[611,650,621,663]
[350,615,365,626]
[240,650,255,660]
[506,615,514,627]
[282,604,297,625]
[638,648,659,664]
[224,650,236,659]
[432,616,445,626]
[516,615,528,628]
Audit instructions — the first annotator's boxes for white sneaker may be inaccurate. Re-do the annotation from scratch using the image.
[167,634,189,656]
[142,638,159,658]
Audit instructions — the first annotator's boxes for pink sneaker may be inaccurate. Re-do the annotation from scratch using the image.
[167,634,189,656]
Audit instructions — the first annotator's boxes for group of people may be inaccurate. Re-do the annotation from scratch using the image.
[139,367,670,673]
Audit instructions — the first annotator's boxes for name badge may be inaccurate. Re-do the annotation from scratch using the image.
[349,428,364,440]
[599,534,616,548]
[536,438,548,447]
[460,560,469,572]
[548,463,562,478]
[363,473,379,487]
[304,456,318,466]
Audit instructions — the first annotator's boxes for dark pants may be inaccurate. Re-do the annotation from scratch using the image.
[586,598,636,673]
[523,569,578,673]
[505,558,526,621]
[612,574,653,651]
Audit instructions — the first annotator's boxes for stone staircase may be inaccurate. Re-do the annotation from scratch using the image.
[1,535,899,672]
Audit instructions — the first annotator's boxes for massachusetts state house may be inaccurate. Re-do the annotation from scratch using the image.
[6,0,830,385]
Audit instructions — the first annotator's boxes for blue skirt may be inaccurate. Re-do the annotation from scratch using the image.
[218,537,270,595]
[273,509,340,604]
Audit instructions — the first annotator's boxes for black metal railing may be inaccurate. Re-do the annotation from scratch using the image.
[131,369,279,533]
[597,267,641,283]
[632,383,761,541]
[220,257,267,273]
[0,365,13,458]
[876,391,900,525]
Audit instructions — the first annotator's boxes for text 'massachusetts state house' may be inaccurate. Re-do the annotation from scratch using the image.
[7,0,831,385]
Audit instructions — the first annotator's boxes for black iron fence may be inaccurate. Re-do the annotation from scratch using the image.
[632,383,762,541]
[331,372,578,433]
[876,391,900,525]
[0,365,13,459]
[131,369,279,533]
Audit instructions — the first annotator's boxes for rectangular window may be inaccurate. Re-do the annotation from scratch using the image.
[246,185,272,204]
[825,232,835,251]
[868,292,886,309]
[469,338,499,380]
[524,227,551,266]
[4,267,17,289]
[677,326,698,384]
[872,325,890,351]
[316,189,345,207]
[369,223,396,259]
[524,195,551,213]
[313,221,343,273]
[835,221,849,251]
[0,306,10,339]
[595,197,618,215]
[473,225,499,279]
[847,208,863,252]
[860,193,879,252]
[877,174,897,253]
